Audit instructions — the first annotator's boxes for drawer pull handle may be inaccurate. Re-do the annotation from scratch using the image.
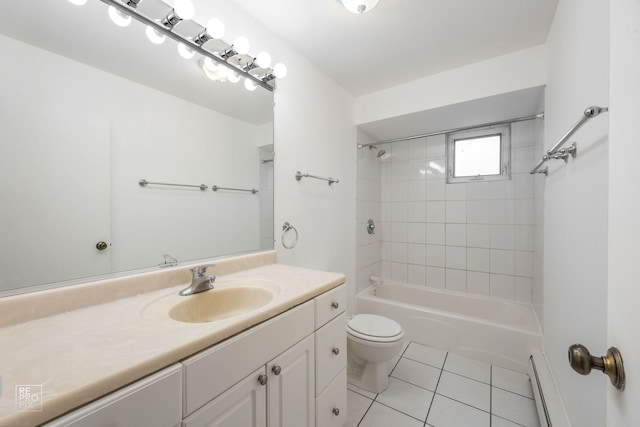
[332,407,340,416]
[272,365,282,375]
[258,374,268,386]
[332,347,340,355]
[331,301,339,309]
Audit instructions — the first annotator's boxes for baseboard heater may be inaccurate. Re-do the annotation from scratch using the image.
[528,352,571,427]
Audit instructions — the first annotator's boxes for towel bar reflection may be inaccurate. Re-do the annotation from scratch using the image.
[295,171,339,185]
[212,185,258,194]
[139,179,207,191]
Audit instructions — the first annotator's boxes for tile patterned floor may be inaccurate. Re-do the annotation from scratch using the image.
[347,342,540,427]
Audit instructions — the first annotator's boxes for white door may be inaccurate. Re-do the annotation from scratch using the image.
[0,109,112,292]
[606,1,640,425]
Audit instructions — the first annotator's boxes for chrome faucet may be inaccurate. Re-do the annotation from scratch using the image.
[179,264,216,296]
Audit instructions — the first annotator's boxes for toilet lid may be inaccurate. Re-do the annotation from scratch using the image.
[347,314,403,339]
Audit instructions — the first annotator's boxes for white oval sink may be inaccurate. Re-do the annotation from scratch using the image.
[168,286,275,323]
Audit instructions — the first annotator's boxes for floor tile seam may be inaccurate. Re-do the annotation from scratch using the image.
[424,352,447,424]
[355,395,376,427]
[442,367,491,385]
[347,387,376,401]
[492,413,528,427]
[389,342,412,374]
[490,364,493,427]
[491,384,534,401]
[402,355,446,370]
[433,391,492,415]
[389,373,438,393]
[373,400,427,423]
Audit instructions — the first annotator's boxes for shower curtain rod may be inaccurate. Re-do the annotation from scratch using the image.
[357,112,545,148]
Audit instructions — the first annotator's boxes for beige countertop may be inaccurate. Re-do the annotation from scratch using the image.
[0,252,346,427]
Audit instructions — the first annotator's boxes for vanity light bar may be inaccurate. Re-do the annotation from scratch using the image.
[94,0,281,92]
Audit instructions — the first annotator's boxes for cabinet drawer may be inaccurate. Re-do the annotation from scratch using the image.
[315,285,346,329]
[45,365,182,427]
[183,300,314,416]
[315,313,346,395]
[316,368,347,427]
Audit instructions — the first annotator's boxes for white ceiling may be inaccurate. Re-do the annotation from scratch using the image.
[233,0,558,97]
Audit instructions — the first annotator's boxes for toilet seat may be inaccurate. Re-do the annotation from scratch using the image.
[347,314,403,343]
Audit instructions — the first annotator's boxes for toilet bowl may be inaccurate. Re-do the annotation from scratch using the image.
[347,314,405,393]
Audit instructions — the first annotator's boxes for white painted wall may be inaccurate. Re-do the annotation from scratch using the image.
[355,45,547,125]
[543,1,610,425]
[198,1,357,299]
[607,0,640,425]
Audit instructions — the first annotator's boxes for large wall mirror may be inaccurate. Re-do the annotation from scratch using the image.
[0,1,274,295]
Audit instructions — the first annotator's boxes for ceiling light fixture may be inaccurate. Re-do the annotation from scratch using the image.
[108,6,132,27]
[68,0,88,6]
[177,42,195,59]
[145,25,166,44]
[161,0,195,29]
[341,0,379,14]
[125,0,143,8]
[194,18,225,45]
[89,0,286,91]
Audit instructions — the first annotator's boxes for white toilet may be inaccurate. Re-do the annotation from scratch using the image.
[347,314,405,393]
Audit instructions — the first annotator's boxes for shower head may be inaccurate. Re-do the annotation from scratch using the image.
[369,145,390,160]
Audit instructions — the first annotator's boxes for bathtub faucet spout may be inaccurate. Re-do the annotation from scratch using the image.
[369,275,382,295]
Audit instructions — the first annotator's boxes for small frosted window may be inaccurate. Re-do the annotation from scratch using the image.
[446,125,510,183]
[454,134,501,177]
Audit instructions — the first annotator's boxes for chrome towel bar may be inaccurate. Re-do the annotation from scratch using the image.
[139,179,207,191]
[295,171,339,185]
[212,185,258,194]
[530,106,608,175]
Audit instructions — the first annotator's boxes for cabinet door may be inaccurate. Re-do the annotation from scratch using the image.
[267,335,315,427]
[184,367,267,427]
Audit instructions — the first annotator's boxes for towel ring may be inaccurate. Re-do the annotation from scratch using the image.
[282,222,298,249]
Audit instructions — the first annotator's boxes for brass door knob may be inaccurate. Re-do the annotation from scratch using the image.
[568,344,625,391]
[96,241,108,251]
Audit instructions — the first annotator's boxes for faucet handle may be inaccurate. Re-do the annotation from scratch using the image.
[192,264,216,277]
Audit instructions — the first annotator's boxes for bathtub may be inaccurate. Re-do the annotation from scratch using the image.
[356,281,542,372]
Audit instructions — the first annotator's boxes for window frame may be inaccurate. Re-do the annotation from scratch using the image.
[446,124,511,184]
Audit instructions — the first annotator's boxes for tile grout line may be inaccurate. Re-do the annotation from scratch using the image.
[355,341,412,427]
[424,351,448,425]
[490,364,493,427]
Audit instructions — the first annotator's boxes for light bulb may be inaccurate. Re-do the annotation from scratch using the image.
[68,0,88,5]
[214,66,228,81]
[233,36,250,55]
[145,26,166,45]
[341,0,379,14]
[273,63,288,79]
[108,6,131,27]
[203,57,218,72]
[177,43,195,59]
[228,71,240,83]
[206,18,225,39]
[255,52,272,69]
[173,0,195,20]
[244,79,257,91]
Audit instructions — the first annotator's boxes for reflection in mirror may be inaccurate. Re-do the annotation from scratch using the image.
[0,1,274,295]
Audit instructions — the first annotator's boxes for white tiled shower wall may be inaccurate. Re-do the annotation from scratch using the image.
[356,120,542,303]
